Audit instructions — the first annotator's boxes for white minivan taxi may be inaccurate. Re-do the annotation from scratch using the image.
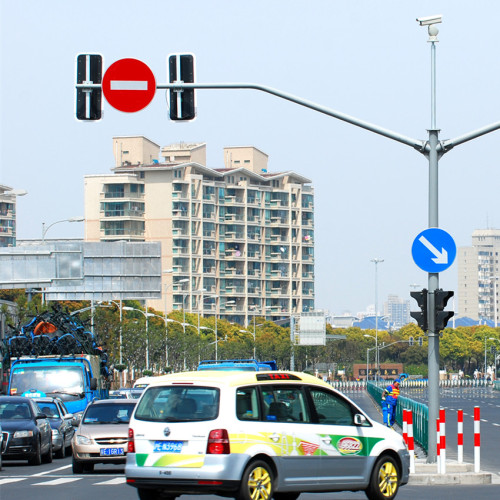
[125,371,409,500]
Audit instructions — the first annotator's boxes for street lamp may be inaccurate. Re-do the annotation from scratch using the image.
[370,258,384,380]
[122,306,155,370]
[41,216,84,243]
[364,334,377,381]
[484,336,496,376]
[163,276,188,367]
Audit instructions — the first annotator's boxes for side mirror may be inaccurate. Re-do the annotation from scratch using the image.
[90,378,97,390]
[354,413,368,426]
[64,413,74,420]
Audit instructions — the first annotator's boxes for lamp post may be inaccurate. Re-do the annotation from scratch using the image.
[123,306,154,370]
[163,276,188,367]
[370,258,384,380]
[484,336,496,376]
[41,216,84,243]
[364,334,377,381]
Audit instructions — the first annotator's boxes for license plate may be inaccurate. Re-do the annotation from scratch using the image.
[100,447,124,456]
[153,440,183,453]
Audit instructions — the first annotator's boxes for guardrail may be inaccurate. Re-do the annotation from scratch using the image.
[367,381,429,453]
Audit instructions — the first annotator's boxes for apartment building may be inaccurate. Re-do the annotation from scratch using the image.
[384,295,411,329]
[457,229,500,322]
[0,185,25,247]
[84,136,315,325]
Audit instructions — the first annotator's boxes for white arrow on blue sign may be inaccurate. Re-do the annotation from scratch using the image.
[411,228,456,273]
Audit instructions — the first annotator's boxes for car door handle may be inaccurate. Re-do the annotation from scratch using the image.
[322,437,331,445]
[269,433,281,442]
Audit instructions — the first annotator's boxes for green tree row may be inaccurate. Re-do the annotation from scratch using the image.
[1,291,499,379]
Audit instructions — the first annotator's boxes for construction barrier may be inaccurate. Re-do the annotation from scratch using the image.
[436,418,441,474]
[457,409,463,463]
[474,406,481,473]
[440,408,446,474]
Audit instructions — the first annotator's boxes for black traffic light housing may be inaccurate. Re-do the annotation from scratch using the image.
[76,54,103,121]
[409,336,414,346]
[168,53,196,121]
[435,289,454,332]
[410,288,428,332]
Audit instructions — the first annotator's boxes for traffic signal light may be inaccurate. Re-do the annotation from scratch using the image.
[76,54,103,121]
[168,53,196,121]
[435,289,454,332]
[492,345,497,355]
[410,288,428,332]
[418,336,423,346]
[409,336,414,346]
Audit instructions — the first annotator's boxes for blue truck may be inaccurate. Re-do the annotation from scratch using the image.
[197,359,278,371]
[7,354,108,418]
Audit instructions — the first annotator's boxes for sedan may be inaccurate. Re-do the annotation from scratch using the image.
[0,396,53,465]
[36,397,75,458]
[72,399,136,473]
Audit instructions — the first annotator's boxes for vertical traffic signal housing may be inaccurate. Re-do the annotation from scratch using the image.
[76,54,103,121]
[168,53,196,121]
[410,288,428,332]
[435,289,454,332]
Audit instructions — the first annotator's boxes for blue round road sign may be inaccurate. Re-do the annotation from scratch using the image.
[411,228,456,273]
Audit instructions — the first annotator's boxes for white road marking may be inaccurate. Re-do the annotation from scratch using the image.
[110,80,148,91]
[94,477,126,485]
[31,464,72,476]
[0,478,26,485]
[32,477,82,486]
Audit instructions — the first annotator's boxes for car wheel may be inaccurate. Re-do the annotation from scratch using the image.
[83,463,94,473]
[365,454,400,500]
[42,441,53,463]
[55,440,66,459]
[72,456,84,474]
[236,460,274,500]
[274,494,300,500]
[28,440,42,466]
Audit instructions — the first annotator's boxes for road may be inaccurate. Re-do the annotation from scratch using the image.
[1,459,500,500]
[2,387,499,500]
[403,385,500,473]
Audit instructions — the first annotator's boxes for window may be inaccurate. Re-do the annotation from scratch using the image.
[236,387,260,421]
[309,388,359,426]
[260,385,310,423]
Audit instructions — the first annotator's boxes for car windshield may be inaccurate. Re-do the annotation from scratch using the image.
[38,402,60,418]
[134,386,219,422]
[0,402,32,420]
[83,403,136,424]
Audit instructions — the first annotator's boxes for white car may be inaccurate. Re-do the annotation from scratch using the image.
[125,371,409,500]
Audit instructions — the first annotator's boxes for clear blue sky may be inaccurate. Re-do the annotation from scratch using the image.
[1,1,499,315]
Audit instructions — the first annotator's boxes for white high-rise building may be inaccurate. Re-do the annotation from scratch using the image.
[84,137,315,326]
[457,229,500,322]
[384,295,411,329]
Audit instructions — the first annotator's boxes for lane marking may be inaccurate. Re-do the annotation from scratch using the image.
[0,478,26,485]
[32,477,82,486]
[94,477,126,485]
[32,464,72,476]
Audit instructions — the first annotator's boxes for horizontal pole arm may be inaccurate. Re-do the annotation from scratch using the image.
[77,81,424,151]
[441,120,500,152]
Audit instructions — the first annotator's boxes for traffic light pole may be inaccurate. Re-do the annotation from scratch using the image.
[78,24,500,461]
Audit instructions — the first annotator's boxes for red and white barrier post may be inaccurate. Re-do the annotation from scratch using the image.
[439,408,446,474]
[436,418,441,474]
[407,410,415,474]
[474,406,480,473]
[457,409,463,464]
[402,409,408,445]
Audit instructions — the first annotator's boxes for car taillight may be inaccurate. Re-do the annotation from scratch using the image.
[206,429,230,454]
[128,427,135,453]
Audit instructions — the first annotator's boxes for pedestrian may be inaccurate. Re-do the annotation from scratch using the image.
[381,378,400,428]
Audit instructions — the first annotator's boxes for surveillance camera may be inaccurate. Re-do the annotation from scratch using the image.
[416,14,443,26]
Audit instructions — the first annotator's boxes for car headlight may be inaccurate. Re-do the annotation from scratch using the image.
[76,434,93,445]
[52,429,60,436]
[14,430,34,438]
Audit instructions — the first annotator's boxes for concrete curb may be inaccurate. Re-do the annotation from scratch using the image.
[409,460,493,485]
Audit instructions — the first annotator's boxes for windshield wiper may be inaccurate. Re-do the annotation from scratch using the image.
[47,391,84,397]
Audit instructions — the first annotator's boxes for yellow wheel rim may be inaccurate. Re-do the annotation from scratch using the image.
[378,461,398,498]
[247,466,272,500]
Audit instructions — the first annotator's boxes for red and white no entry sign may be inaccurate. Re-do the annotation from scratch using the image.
[102,58,156,113]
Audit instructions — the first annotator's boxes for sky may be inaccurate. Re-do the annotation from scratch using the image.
[1,1,500,316]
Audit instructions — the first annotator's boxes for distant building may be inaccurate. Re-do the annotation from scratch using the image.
[384,295,411,329]
[84,136,315,326]
[457,229,500,322]
[0,185,25,247]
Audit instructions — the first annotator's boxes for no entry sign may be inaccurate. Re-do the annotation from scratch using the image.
[102,58,156,112]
